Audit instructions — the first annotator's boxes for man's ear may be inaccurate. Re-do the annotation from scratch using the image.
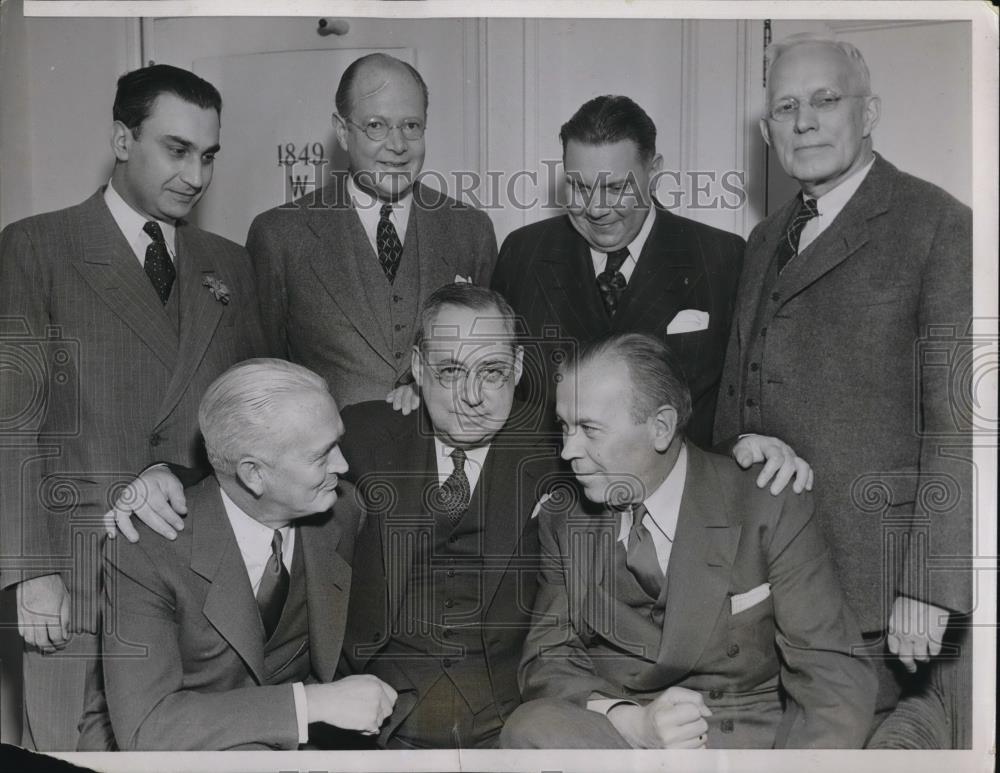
[410,346,423,385]
[236,457,266,497]
[111,120,132,162]
[512,345,525,386]
[759,118,772,147]
[862,95,881,138]
[651,404,678,453]
[333,113,349,153]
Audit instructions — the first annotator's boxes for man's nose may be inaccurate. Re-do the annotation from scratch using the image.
[461,370,485,407]
[384,125,408,153]
[180,157,205,190]
[560,428,581,461]
[328,446,349,475]
[793,103,820,133]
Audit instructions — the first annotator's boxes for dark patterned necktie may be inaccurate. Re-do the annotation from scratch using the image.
[376,203,404,283]
[596,247,630,316]
[256,529,290,640]
[142,221,176,304]
[775,195,819,274]
[625,504,664,599]
[436,448,471,525]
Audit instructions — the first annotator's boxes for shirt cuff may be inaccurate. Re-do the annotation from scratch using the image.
[292,682,308,744]
[587,697,638,716]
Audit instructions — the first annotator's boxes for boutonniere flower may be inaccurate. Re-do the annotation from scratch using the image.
[202,276,231,305]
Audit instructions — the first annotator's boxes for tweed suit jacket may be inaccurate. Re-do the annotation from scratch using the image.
[0,190,268,628]
[337,400,562,741]
[246,177,497,408]
[101,476,360,750]
[491,204,744,448]
[713,155,973,632]
[520,444,876,749]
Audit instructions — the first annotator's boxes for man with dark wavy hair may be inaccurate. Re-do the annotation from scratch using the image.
[0,63,267,750]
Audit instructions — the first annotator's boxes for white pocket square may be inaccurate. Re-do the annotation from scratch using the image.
[454,274,472,284]
[666,309,710,334]
[730,582,771,615]
[530,493,552,520]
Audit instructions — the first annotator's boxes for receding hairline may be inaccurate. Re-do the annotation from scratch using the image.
[344,56,426,113]
[766,37,872,98]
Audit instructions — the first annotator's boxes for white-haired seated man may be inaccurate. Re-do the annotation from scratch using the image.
[100,358,396,749]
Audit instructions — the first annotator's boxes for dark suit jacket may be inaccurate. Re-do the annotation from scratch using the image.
[491,204,744,447]
[0,191,268,625]
[337,401,562,740]
[101,476,360,750]
[246,178,497,407]
[520,444,875,749]
[714,155,973,632]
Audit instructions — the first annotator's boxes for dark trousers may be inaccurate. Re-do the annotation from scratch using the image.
[499,699,632,749]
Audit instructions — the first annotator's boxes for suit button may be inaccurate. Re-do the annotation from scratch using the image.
[442,628,454,639]
[709,689,723,700]
[442,658,452,668]
[749,362,759,372]
[394,352,403,360]
[394,324,403,331]
[760,326,767,337]
[771,291,780,302]
[727,644,740,658]
[447,569,456,578]
[720,719,734,733]
[393,294,401,302]
[745,398,756,408]
[149,433,161,447]
[444,599,454,608]
[727,384,735,396]
[372,632,381,642]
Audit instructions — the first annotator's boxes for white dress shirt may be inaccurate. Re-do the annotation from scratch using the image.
[103,182,177,266]
[347,175,412,254]
[589,203,656,282]
[589,444,689,717]
[433,438,490,494]
[218,489,308,743]
[798,155,876,253]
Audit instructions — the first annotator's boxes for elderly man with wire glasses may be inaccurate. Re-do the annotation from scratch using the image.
[713,34,973,746]
[246,53,497,410]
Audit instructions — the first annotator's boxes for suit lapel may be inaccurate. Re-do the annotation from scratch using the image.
[412,183,461,301]
[535,218,608,341]
[301,513,351,682]
[155,226,225,426]
[382,419,437,624]
[304,181,395,365]
[776,155,893,302]
[652,446,740,683]
[71,192,179,369]
[614,207,697,333]
[190,478,267,684]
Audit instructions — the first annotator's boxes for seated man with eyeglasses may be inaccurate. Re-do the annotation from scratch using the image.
[109,283,561,749]
[330,282,563,748]
[246,53,496,411]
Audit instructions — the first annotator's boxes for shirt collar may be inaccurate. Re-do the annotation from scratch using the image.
[589,201,657,274]
[616,443,688,545]
[104,180,177,258]
[347,175,412,220]
[434,436,491,471]
[809,154,876,216]
[219,486,293,570]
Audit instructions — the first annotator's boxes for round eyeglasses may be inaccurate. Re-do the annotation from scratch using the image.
[767,89,868,122]
[347,116,426,141]
[422,356,516,391]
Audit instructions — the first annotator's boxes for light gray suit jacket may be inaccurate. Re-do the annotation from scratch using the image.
[246,177,497,407]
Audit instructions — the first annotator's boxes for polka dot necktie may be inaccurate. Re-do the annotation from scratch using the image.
[142,221,176,304]
[376,203,404,284]
[435,448,471,525]
[597,247,630,316]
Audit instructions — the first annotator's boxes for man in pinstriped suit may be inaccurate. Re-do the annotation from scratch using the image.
[0,64,268,750]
